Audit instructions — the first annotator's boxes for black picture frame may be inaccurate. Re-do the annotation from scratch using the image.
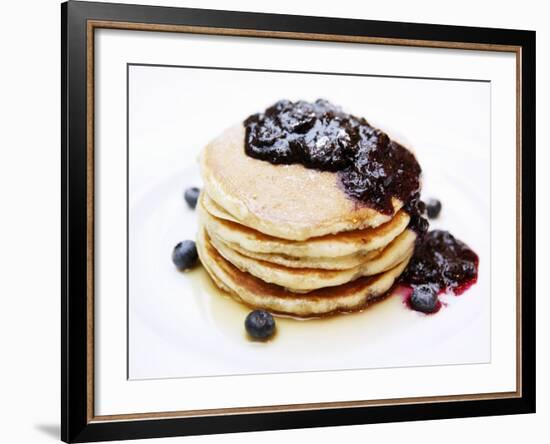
[61,1,536,442]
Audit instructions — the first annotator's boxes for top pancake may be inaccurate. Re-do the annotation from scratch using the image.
[200,124,403,241]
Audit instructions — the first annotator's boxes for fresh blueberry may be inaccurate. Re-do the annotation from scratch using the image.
[426,198,442,219]
[245,310,276,340]
[172,240,198,270]
[410,284,439,313]
[184,187,200,209]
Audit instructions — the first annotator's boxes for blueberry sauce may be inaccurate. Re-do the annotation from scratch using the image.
[243,100,479,315]
[402,192,429,236]
[244,99,423,222]
[400,230,479,312]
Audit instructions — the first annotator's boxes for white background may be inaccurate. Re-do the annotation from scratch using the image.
[0,0,547,443]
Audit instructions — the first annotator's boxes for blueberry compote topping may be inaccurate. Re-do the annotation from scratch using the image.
[244,99,423,220]
[243,100,479,316]
[403,192,429,236]
[400,230,479,312]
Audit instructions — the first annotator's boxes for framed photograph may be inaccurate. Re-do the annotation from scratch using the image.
[61,1,536,442]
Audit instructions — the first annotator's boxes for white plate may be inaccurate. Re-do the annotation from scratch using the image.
[128,155,490,380]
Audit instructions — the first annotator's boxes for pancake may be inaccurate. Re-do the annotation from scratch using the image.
[211,236,381,270]
[200,192,241,224]
[200,124,403,241]
[199,193,411,259]
[197,228,412,317]
[209,227,416,292]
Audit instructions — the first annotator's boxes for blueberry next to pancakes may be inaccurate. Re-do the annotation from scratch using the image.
[184,187,201,209]
[172,240,199,270]
[245,310,276,340]
[426,198,442,219]
[410,284,439,313]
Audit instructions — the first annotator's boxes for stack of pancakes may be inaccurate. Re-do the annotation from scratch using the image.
[197,125,416,317]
